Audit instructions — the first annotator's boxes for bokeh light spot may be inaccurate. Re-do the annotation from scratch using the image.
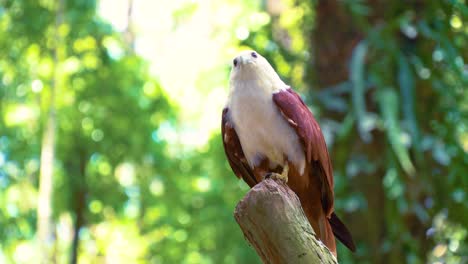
[89,200,103,214]
[31,79,43,93]
[98,161,112,176]
[150,179,165,196]
[235,26,250,40]
[115,163,135,186]
[174,229,188,242]
[81,117,94,131]
[5,105,37,126]
[433,244,447,257]
[91,129,104,141]
[178,213,191,225]
[194,178,211,192]
[450,15,462,29]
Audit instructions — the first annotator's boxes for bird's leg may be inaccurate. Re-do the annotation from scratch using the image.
[264,164,289,183]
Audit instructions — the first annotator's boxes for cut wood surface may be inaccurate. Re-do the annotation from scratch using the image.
[234,179,338,264]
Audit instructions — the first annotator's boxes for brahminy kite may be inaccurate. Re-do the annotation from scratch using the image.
[221,50,355,256]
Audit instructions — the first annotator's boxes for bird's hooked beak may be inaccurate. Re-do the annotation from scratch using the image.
[230,50,285,88]
[233,51,259,68]
[239,54,253,65]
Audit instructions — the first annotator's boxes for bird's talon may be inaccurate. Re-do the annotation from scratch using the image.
[263,164,289,183]
[265,172,288,183]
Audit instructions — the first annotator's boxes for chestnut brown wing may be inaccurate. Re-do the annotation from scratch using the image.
[273,88,334,216]
[221,108,257,188]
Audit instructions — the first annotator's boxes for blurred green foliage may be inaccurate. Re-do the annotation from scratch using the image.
[0,0,466,263]
[244,1,467,263]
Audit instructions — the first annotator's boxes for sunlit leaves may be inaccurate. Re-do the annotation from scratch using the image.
[449,14,463,30]
[89,200,103,214]
[4,104,38,126]
[149,178,164,196]
[102,36,124,60]
[83,220,149,262]
[115,163,135,187]
[38,57,54,78]
[73,36,97,53]
[427,211,467,263]
[5,182,37,214]
[193,177,211,192]
[172,1,199,25]
[142,81,160,99]
[1,0,176,262]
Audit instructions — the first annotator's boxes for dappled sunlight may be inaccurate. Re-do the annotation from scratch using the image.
[115,162,136,187]
[99,0,269,149]
[4,105,38,126]
[13,241,38,264]
[194,177,211,192]
[149,178,165,196]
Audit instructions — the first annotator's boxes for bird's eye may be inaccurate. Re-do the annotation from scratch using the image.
[233,58,238,67]
[251,52,257,58]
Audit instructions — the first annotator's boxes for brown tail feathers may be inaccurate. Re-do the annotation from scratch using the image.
[329,212,356,252]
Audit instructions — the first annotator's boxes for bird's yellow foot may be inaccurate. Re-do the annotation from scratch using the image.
[264,164,289,183]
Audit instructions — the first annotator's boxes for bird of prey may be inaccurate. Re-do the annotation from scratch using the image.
[221,50,355,256]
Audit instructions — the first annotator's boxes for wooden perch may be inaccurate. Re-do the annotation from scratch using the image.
[234,179,338,264]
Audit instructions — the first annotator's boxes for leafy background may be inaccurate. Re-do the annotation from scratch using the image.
[0,0,466,263]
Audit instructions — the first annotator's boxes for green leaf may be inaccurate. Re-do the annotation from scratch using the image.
[398,54,420,153]
[350,40,373,142]
[377,88,415,176]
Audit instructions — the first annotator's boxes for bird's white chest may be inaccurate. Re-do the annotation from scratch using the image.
[228,86,305,174]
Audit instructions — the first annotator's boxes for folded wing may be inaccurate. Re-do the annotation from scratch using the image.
[272,88,335,217]
[221,108,257,187]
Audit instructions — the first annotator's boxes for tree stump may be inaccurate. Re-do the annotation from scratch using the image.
[234,179,337,264]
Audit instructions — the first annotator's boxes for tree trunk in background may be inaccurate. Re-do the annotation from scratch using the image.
[310,1,395,263]
[37,106,56,263]
[37,0,63,262]
[124,0,136,51]
[311,1,361,88]
[70,150,87,264]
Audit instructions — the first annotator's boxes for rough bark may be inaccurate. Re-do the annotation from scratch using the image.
[234,179,337,264]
